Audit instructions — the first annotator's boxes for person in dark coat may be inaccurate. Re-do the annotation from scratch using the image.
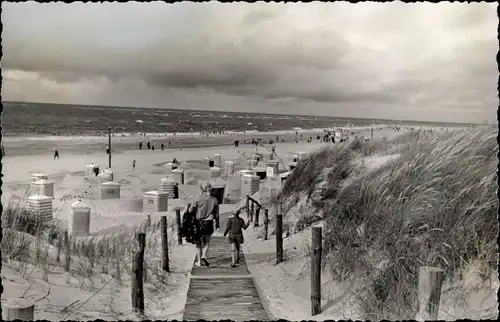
[139,141,142,150]
[161,143,164,151]
[54,148,59,159]
[147,141,151,149]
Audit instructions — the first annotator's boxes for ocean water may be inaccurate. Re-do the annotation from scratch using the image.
[1,101,472,137]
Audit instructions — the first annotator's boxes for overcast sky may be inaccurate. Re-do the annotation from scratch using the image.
[2,2,497,123]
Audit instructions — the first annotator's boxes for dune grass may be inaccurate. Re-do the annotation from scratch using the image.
[271,127,497,319]
[322,128,498,319]
[1,199,179,289]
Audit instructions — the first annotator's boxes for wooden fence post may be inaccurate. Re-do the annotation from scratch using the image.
[311,226,322,316]
[2,298,34,320]
[161,216,169,272]
[56,234,62,264]
[246,195,250,221]
[250,201,255,222]
[264,209,269,240]
[276,213,283,264]
[416,266,445,321]
[132,232,145,315]
[175,208,183,245]
[64,231,70,272]
[147,215,151,228]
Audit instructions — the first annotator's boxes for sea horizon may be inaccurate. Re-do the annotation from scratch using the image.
[1,101,481,138]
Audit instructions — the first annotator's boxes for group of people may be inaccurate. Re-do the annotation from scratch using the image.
[138,140,171,151]
[182,181,250,268]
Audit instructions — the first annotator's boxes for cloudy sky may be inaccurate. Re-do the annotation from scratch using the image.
[2,2,497,123]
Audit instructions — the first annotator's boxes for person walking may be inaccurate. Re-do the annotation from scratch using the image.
[223,207,250,267]
[54,148,59,160]
[188,181,220,267]
[161,143,164,151]
[139,141,143,150]
[132,160,136,170]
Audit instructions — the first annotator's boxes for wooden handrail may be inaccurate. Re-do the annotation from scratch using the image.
[246,195,261,208]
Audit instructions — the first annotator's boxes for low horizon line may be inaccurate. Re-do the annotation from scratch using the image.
[2,100,484,126]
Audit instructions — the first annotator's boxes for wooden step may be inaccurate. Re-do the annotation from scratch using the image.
[184,228,268,321]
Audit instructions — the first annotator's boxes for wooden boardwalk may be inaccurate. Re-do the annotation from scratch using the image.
[183,214,269,321]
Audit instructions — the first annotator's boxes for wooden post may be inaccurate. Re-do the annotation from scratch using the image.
[416,266,445,321]
[246,195,250,221]
[131,232,145,315]
[276,214,283,264]
[160,216,169,272]
[254,206,260,227]
[175,208,183,245]
[64,231,70,272]
[2,298,35,320]
[311,226,322,316]
[56,234,62,264]
[108,127,112,168]
[264,209,269,240]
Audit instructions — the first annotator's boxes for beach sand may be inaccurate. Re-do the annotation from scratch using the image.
[0,126,416,320]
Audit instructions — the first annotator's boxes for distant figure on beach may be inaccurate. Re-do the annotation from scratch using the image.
[139,141,142,150]
[234,140,239,147]
[172,157,178,164]
[132,160,136,170]
[152,144,155,151]
[168,140,171,147]
[224,207,250,268]
[105,145,109,154]
[161,143,164,151]
[147,141,151,150]
[54,148,59,159]
[188,181,220,267]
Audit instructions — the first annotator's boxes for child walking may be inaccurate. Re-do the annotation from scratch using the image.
[223,208,250,267]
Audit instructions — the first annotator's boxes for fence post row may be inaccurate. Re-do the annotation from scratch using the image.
[311,226,322,316]
[175,208,183,245]
[161,216,169,272]
[264,209,269,240]
[275,213,283,264]
[132,232,145,315]
[246,196,250,221]
[64,231,70,272]
[416,266,445,321]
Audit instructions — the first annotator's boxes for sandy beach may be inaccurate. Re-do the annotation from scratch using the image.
[0,125,406,320]
[3,124,493,321]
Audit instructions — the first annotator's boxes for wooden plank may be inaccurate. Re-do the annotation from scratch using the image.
[184,220,268,321]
